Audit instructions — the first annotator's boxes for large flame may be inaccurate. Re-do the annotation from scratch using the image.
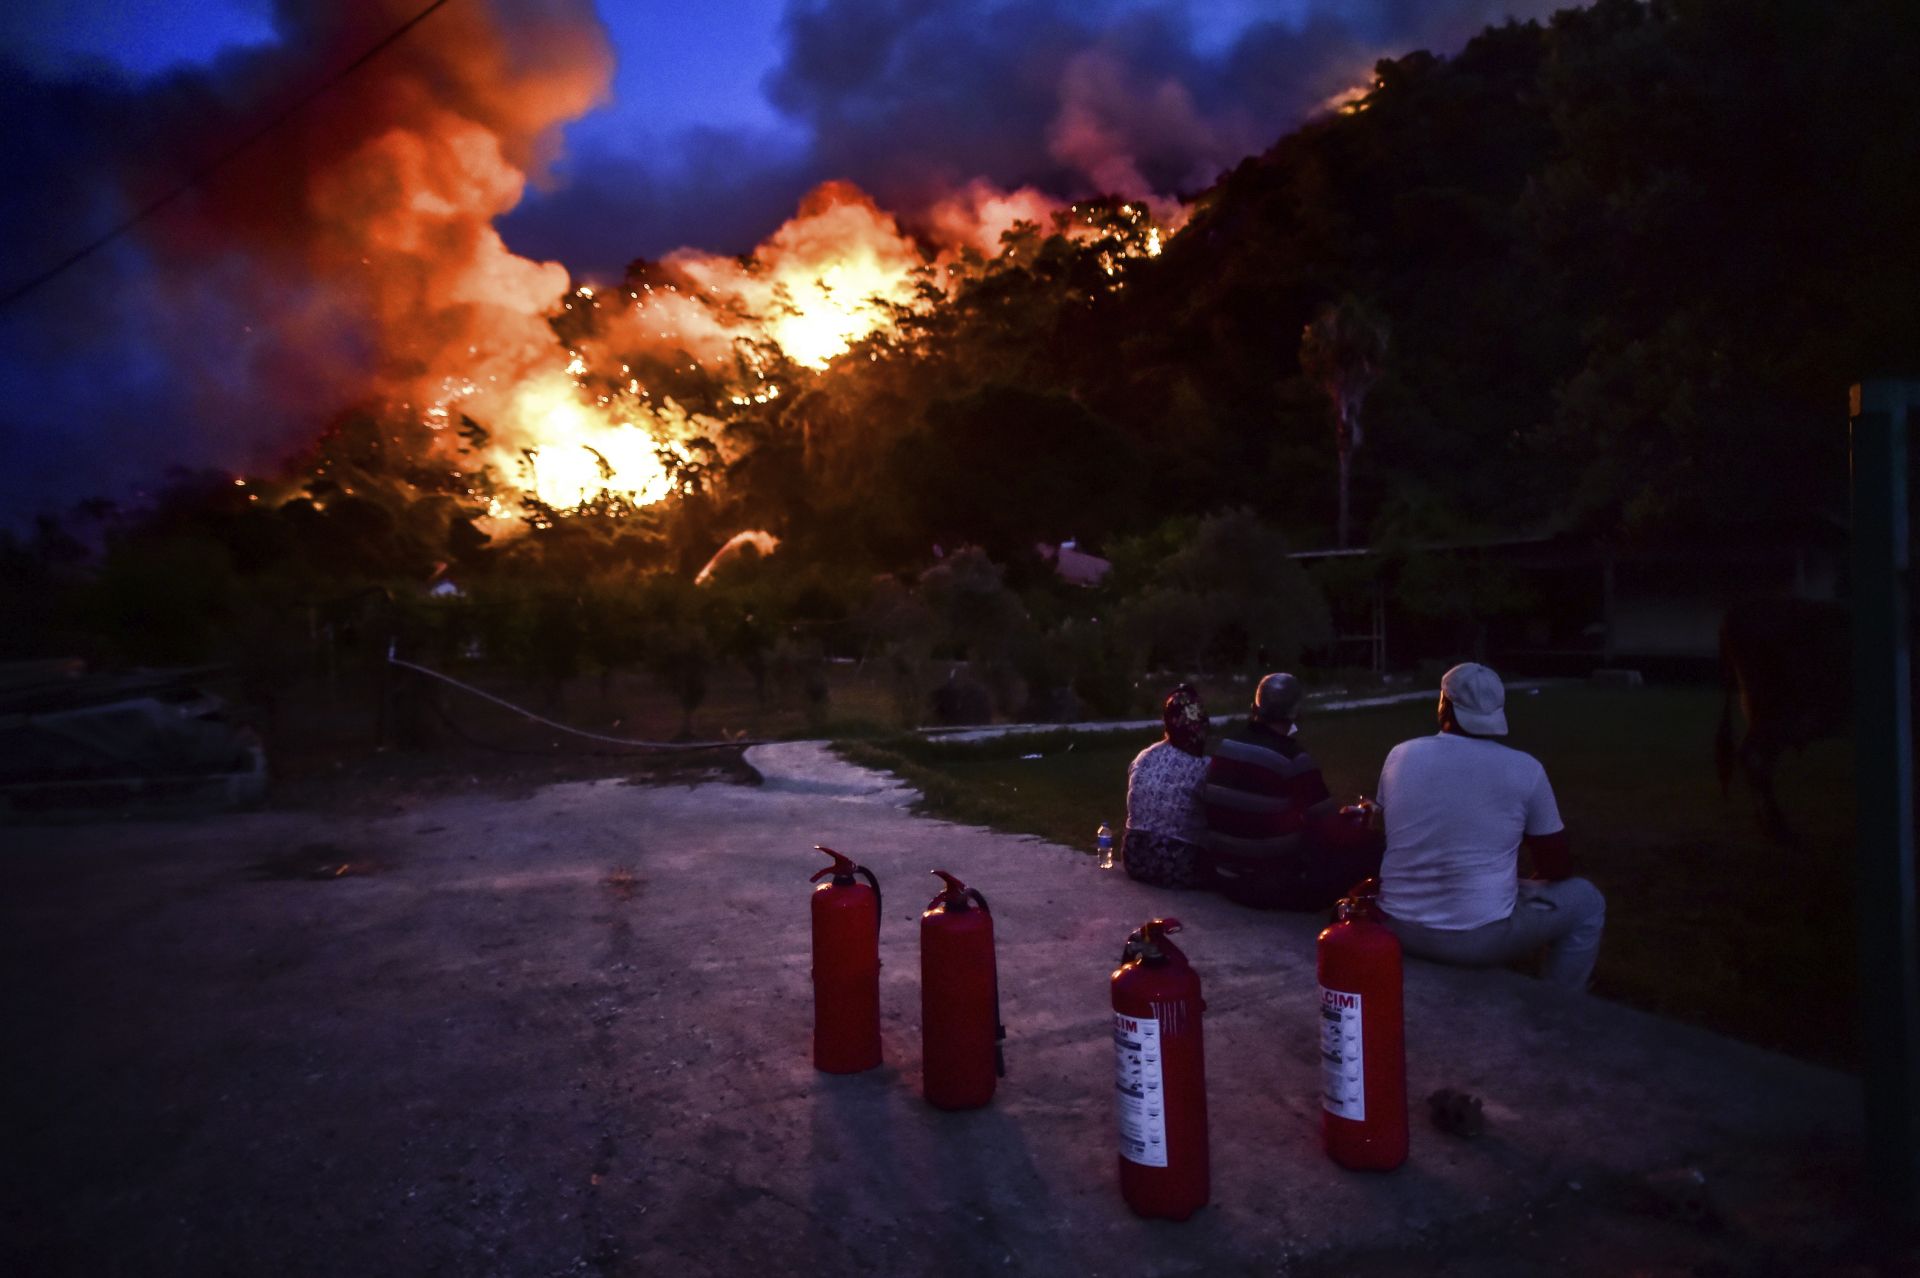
[672,183,923,370]
[441,178,1179,516]
[506,376,686,509]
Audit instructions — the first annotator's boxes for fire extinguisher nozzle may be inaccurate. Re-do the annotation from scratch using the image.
[811,845,859,882]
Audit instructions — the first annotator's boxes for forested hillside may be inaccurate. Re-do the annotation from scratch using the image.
[772,0,1919,563]
[6,0,1917,711]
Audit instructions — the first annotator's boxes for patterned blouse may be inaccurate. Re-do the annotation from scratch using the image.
[1126,740,1209,845]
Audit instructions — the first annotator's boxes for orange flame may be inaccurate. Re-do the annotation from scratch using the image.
[445,177,1182,517]
[671,183,924,370]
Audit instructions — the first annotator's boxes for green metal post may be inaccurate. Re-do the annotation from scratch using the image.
[1848,378,1920,1212]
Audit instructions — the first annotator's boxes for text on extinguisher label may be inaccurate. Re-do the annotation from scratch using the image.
[1320,987,1365,1121]
[1112,1013,1168,1168]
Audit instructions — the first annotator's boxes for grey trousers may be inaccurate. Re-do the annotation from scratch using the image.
[1384,877,1606,991]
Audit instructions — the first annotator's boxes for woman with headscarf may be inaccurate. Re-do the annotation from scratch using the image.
[1121,684,1210,887]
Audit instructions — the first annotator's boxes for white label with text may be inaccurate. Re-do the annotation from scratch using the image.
[1113,1011,1168,1167]
[1320,987,1365,1120]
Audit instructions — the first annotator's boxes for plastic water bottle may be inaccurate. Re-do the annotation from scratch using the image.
[1096,821,1115,870]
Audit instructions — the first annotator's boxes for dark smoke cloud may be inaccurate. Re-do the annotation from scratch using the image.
[767,0,1567,213]
[1,0,611,522]
[505,0,1567,273]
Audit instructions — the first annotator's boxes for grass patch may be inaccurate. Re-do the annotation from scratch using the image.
[840,727,1157,848]
[838,685,1862,1069]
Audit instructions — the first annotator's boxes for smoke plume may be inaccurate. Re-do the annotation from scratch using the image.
[1,0,612,512]
[2,0,1568,519]
[504,0,1567,275]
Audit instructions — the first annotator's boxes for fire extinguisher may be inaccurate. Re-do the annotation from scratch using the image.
[1111,917,1209,1220]
[809,845,883,1074]
[1316,878,1407,1171]
[920,870,1005,1110]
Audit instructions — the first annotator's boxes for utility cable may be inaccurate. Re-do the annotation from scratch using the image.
[423,691,719,760]
[387,647,770,751]
[1,0,456,310]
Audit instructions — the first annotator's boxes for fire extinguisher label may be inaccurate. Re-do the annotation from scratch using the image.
[1112,1012,1168,1167]
[1320,987,1365,1121]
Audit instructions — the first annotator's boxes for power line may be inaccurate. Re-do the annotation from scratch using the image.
[0,0,457,311]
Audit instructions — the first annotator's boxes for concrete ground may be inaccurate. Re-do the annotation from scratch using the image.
[1,744,1908,1276]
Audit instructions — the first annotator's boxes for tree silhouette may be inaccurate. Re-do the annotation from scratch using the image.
[1299,296,1389,548]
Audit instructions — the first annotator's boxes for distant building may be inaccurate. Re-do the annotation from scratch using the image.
[1037,540,1111,587]
[1290,516,1844,677]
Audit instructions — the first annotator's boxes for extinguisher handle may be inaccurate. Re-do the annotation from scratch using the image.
[856,864,883,923]
[1121,917,1184,964]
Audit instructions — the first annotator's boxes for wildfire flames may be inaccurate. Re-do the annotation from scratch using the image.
[672,182,925,371]
[425,177,1171,523]
[74,2,1176,525]
[503,375,689,510]
[426,181,934,518]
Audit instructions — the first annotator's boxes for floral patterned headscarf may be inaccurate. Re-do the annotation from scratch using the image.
[1162,683,1209,757]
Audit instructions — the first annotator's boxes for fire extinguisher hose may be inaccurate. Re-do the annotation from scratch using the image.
[967,886,1009,1078]
[388,645,773,751]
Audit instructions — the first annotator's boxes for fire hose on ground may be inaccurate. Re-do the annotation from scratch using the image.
[385,645,771,753]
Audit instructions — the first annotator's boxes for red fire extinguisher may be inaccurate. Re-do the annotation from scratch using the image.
[1111,917,1209,1220]
[1316,878,1407,1171]
[920,870,1005,1110]
[809,845,882,1074]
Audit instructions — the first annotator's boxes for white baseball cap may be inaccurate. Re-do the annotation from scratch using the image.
[1440,662,1508,736]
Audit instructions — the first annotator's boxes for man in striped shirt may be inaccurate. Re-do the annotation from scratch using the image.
[1201,672,1379,909]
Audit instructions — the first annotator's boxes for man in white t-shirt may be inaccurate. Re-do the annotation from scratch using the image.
[1375,663,1605,991]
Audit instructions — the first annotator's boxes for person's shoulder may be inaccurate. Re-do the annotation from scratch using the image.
[1266,731,1306,761]
[1463,737,1549,781]
[1211,733,1287,767]
[1469,735,1540,765]
[1440,732,1524,754]
[1504,744,1550,778]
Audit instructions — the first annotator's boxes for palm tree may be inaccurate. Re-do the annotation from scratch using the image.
[1299,297,1389,548]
